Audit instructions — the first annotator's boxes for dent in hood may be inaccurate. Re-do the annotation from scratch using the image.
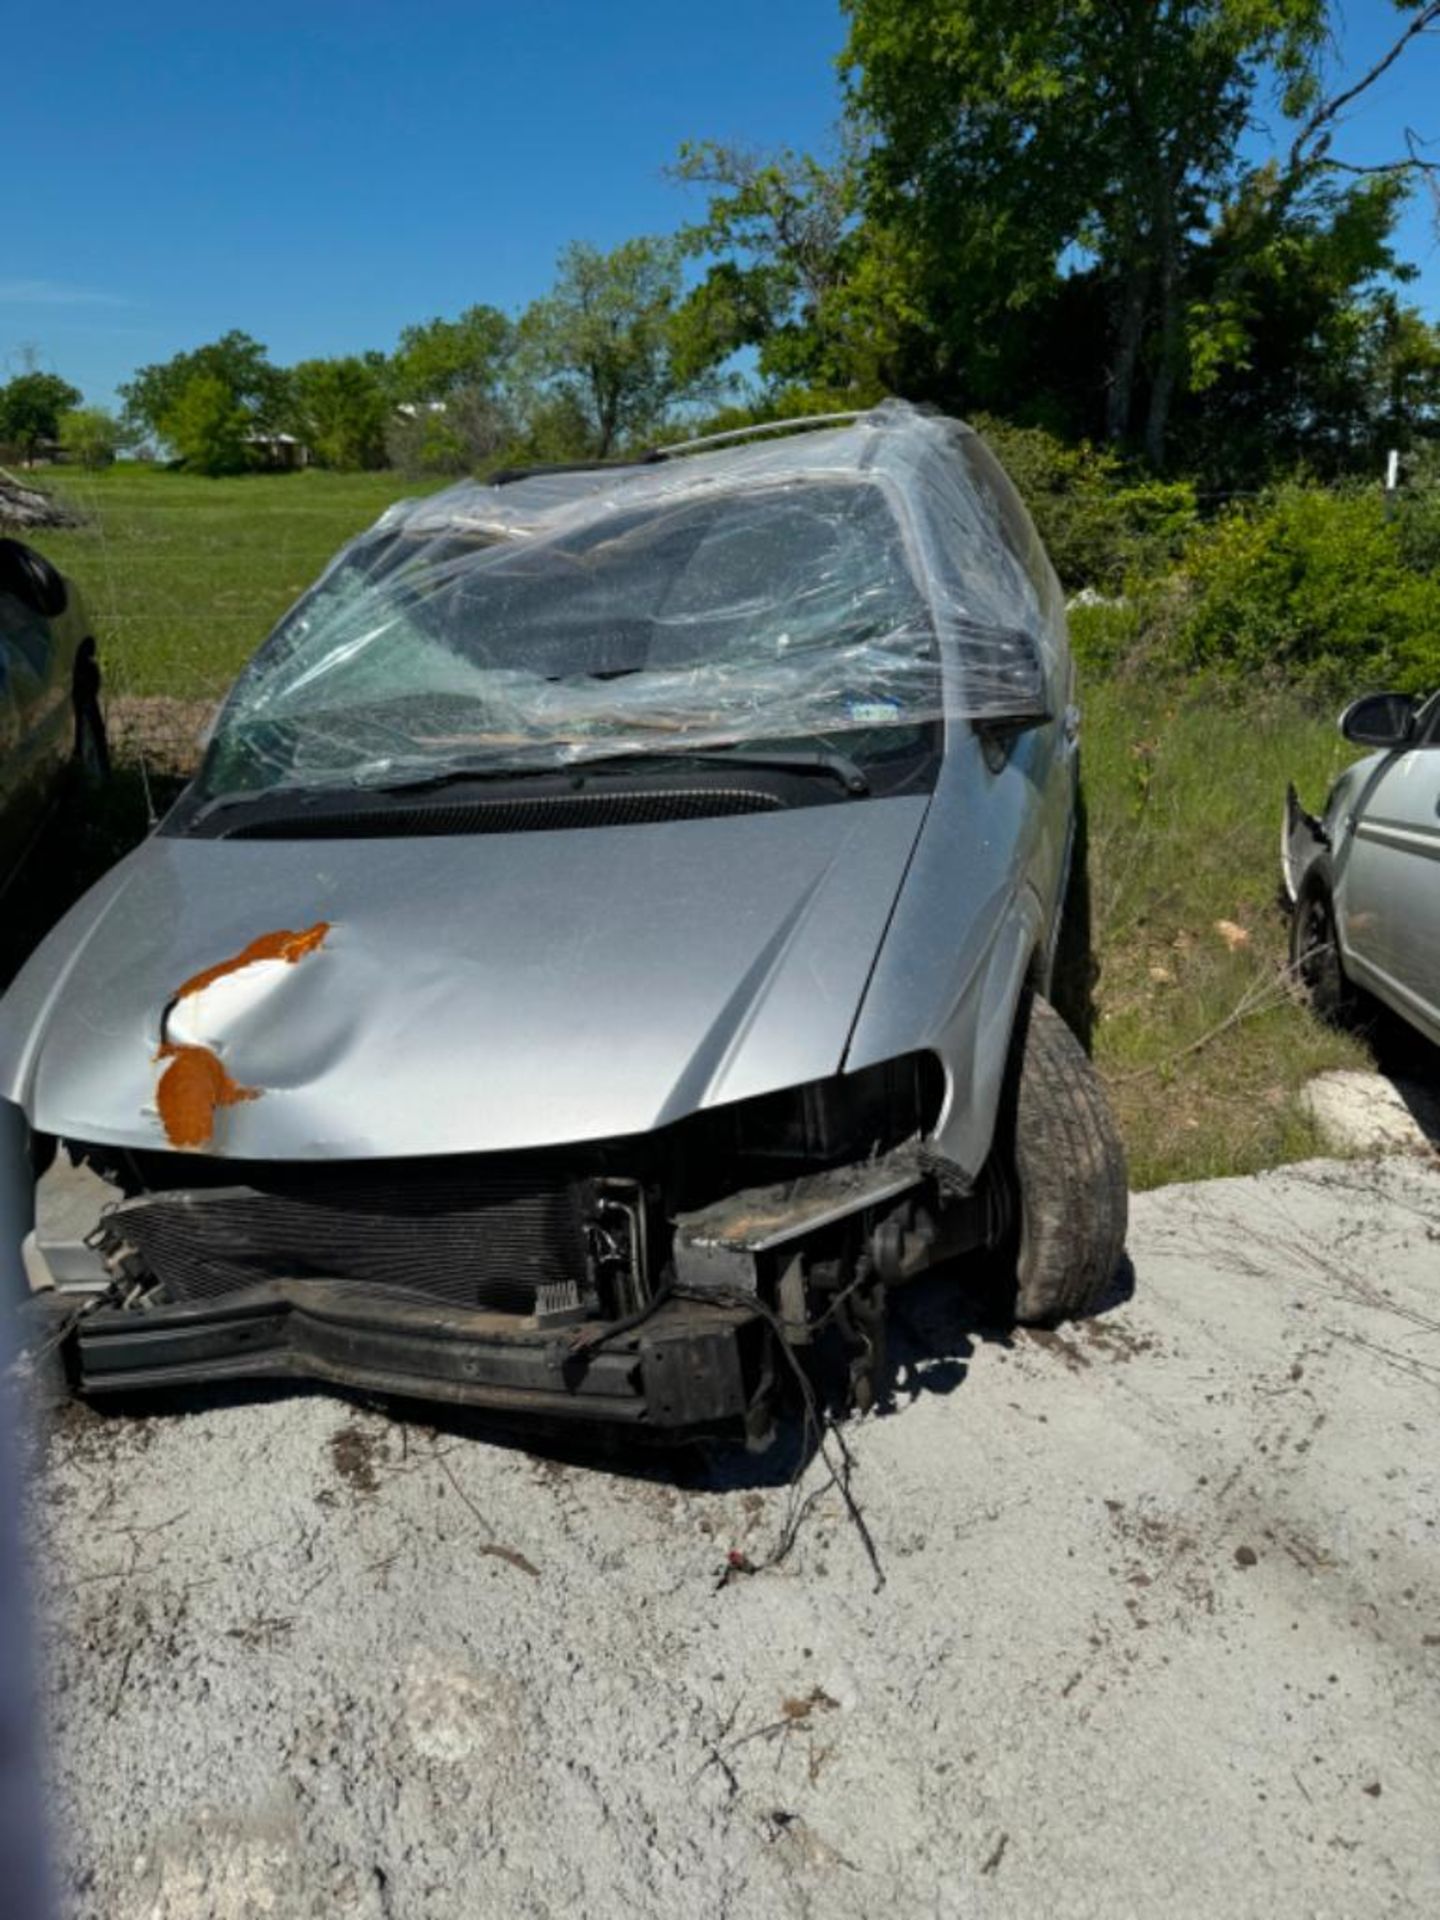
[0,801,929,1158]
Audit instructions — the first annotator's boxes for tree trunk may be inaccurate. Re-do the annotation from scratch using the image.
[1105,271,1149,444]
[1143,187,1181,467]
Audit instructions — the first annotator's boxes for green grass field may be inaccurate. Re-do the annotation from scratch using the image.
[23,464,1374,1188]
[34,464,440,701]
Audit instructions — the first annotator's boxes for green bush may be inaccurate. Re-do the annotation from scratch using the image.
[1067,598,1146,676]
[1175,483,1440,695]
[971,415,1198,592]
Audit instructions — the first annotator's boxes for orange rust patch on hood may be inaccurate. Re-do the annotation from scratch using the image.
[155,1044,260,1150]
[173,921,331,1003]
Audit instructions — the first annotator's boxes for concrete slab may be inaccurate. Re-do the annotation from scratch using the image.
[24,1156,1440,1920]
[1302,1068,1440,1155]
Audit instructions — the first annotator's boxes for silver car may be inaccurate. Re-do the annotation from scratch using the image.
[1,538,108,889]
[0,403,1126,1444]
[1284,688,1440,1048]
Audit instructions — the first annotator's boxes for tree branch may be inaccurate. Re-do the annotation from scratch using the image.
[1314,125,1439,178]
[1288,3,1440,176]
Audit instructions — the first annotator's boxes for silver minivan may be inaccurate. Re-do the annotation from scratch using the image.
[1,404,1125,1445]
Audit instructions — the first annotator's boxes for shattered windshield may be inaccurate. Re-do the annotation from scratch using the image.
[200,478,941,797]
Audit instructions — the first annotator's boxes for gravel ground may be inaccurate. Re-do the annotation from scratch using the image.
[24,1154,1440,1920]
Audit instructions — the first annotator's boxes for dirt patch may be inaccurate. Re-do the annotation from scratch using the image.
[1019,1326,1092,1370]
[1079,1317,1156,1360]
[106,696,214,778]
[329,1422,385,1497]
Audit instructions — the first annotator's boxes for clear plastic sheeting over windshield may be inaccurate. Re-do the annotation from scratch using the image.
[202,402,1064,797]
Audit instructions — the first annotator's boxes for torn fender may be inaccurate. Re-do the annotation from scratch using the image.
[1282,782,1329,908]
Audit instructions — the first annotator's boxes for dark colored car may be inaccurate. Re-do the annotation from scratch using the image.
[0,538,108,891]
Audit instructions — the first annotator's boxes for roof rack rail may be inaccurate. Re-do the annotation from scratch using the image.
[486,410,871,487]
[648,410,870,458]
[489,451,666,487]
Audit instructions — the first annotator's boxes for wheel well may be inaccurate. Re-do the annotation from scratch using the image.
[1295,857,1335,910]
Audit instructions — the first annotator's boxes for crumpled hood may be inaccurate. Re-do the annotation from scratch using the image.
[0,800,928,1158]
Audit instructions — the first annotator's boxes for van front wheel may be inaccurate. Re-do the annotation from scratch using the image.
[994,995,1129,1326]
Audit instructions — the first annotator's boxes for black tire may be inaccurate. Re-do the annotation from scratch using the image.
[73,701,110,787]
[1048,769,1097,1051]
[0,538,68,618]
[1289,863,1358,1027]
[1000,994,1129,1326]
[71,638,110,785]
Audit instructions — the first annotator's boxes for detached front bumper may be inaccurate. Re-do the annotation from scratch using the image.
[74,1280,771,1442]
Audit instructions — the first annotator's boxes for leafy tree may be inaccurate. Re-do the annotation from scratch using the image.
[842,1,1440,466]
[671,141,872,390]
[0,371,82,463]
[843,0,1341,462]
[288,356,389,469]
[1173,175,1440,481]
[387,305,513,404]
[516,238,719,457]
[57,406,128,468]
[385,388,513,476]
[158,374,252,475]
[121,331,289,443]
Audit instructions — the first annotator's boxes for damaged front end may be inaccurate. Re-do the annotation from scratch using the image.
[28,1054,995,1447]
[1281,781,1330,909]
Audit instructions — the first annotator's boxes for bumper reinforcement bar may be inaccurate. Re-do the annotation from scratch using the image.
[74,1280,764,1438]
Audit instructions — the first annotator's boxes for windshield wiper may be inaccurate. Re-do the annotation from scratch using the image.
[184,762,532,825]
[344,746,872,798]
[189,744,870,822]
[575,746,871,796]
[349,762,570,797]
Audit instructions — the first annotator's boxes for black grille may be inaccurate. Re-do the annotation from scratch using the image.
[109,1158,590,1313]
[224,785,783,840]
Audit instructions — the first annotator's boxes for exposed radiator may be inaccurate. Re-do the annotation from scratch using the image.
[105,1157,591,1313]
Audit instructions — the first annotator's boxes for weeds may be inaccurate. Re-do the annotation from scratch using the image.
[1083,679,1372,1187]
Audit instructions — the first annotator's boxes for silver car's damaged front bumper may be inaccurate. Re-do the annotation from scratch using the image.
[17,1121,988,1446]
[71,1281,772,1443]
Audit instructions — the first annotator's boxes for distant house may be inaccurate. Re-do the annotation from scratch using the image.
[244,431,311,471]
[1,435,64,467]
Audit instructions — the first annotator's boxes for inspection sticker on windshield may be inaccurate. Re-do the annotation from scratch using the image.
[847,698,903,725]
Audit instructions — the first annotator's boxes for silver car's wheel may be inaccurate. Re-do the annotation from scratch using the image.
[998,995,1129,1326]
[1290,869,1357,1027]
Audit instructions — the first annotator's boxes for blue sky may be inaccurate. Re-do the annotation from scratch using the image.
[5,0,1438,408]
